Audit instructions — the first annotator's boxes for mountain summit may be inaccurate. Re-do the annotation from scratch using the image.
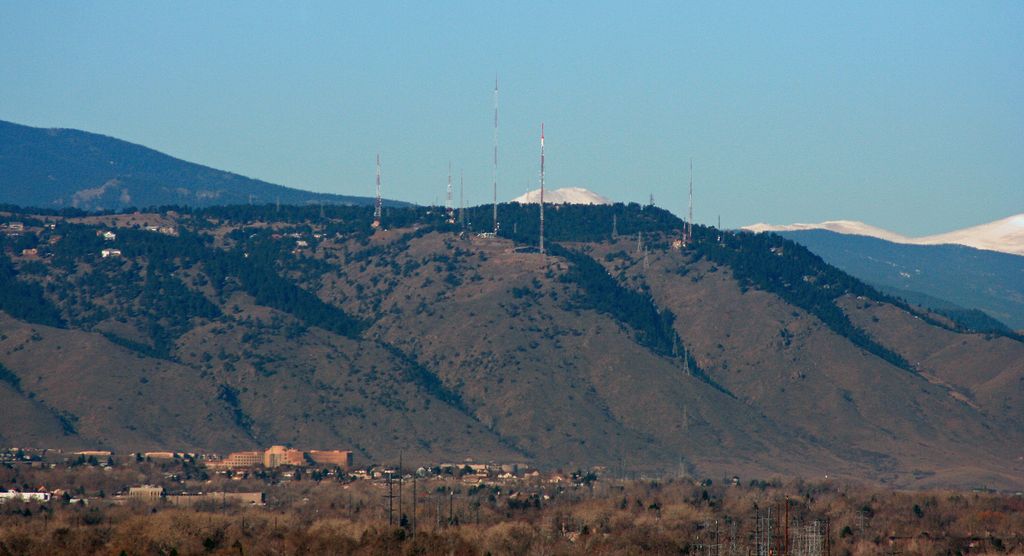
[512,187,611,205]
[744,214,1024,257]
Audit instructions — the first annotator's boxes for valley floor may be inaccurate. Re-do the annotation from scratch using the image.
[1,459,1023,555]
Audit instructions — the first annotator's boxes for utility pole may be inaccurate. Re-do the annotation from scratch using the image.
[398,452,403,528]
[784,496,790,556]
[448,489,454,526]
[384,471,395,526]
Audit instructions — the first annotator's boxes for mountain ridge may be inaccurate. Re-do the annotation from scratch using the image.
[764,229,1024,330]
[744,214,1024,257]
[1,202,1021,489]
[0,119,410,211]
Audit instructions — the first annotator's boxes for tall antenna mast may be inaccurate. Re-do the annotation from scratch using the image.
[539,123,545,255]
[446,161,454,224]
[688,159,694,242]
[493,76,499,233]
[373,153,382,228]
[459,169,465,228]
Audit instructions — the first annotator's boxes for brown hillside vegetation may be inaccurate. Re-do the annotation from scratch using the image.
[0,205,1021,489]
[1,470,1023,556]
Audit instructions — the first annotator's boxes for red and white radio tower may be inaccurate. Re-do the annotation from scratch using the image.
[493,76,499,233]
[539,123,545,255]
[373,153,382,229]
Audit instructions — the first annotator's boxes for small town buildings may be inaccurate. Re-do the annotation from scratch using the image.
[128,485,164,500]
[5,222,24,232]
[165,492,263,507]
[207,446,352,470]
[264,445,304,468]
[101,248,122,258]
[307,450,353,469]
[0,491,50,503]
[75,450,113,457]
[217,451,264,469]
[101,231,117,241]
[20,248,38,258]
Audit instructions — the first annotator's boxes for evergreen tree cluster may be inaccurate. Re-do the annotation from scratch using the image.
[0,250,64,328]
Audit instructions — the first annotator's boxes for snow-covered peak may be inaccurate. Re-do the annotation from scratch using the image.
[916,214,1024,256]
[743,214,1024,257]
[512,187,612,205]
[743,220,910,243]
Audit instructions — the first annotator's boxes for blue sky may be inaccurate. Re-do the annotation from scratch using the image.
[1,1,1021,234]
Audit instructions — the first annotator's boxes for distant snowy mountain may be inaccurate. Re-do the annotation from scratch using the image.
[744,220,911,243]
[744,214,1024,257]
[916,214,1024,256]
[512,187,611,205]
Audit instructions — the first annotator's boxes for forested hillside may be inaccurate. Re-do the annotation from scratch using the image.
[776,229,1024,330]
[1,202,1022,489]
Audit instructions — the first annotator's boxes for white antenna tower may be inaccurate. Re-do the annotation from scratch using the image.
[688,159,694,241]
[539,123,545,255]
[372,153,382,228]
[446,161,455,224]
[493,76,499,233]
[459,169,465,228]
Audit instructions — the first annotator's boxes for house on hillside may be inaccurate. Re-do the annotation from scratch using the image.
[99,230,117,241]
[101,248,122,258]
